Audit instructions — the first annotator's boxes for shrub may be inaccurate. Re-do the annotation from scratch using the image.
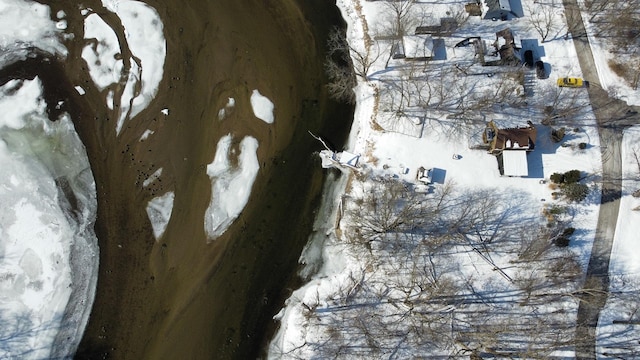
[553,227,575,247]
[633,189,640,198]
[608,59,626,78]
[554,236,570,247]
[550,173,565,184]
[551,127,566,143]
[544,106,554,115]
[564,170,581,183]
[578,142,587,150]
[549,205,566,215]
[563,183,589,202]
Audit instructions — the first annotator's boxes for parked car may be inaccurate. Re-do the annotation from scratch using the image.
[535,61,547,79]
[557,77,584,87]
[523,50,534,68]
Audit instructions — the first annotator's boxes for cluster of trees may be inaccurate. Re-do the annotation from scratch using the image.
[583,0,640,89]
[375,62,525,134]
[550,169,590,202]
[273,179,602,358]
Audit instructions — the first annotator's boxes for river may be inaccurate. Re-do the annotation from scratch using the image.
[36,0,356,359]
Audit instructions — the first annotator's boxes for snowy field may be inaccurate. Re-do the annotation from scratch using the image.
[269,0,639,358]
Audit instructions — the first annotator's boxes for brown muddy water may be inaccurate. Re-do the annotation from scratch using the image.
[17,0,352,359]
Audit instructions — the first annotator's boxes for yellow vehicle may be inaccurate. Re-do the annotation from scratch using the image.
[557,77,584,87]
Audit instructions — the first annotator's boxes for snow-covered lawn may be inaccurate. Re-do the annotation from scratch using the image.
[270,0,639,358]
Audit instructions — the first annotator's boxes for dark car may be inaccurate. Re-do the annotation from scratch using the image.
[523,50,534,68]
[535,60,547,79]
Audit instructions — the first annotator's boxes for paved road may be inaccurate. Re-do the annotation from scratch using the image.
[561,0,640,358]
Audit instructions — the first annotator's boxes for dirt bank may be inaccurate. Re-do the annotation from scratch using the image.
[21,0,355,359]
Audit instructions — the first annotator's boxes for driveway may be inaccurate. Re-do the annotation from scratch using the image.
[561,0,640,358]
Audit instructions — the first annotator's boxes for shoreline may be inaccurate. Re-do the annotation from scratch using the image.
[266,0,373,354]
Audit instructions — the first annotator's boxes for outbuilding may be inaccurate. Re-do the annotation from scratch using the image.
[483,0,517,21]
[398,35,434,60]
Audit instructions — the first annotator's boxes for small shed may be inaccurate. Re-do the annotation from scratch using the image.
[502,150,529,176]
[483,0,516,20]
[401,35,434,60]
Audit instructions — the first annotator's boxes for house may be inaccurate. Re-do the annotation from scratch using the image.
[396,35,434,60]
[483,120,536,154]
[482,0,517,20]
[483,120,537,176]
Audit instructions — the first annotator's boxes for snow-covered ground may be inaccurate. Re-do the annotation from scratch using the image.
[0,0,67,68]
[597,125,640,358]
[82,0,166,135]
[579,2,640,106]
[269,0,639,358]
[0,78,98,358]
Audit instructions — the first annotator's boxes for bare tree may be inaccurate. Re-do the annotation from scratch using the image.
[277,174,596,359]
[326,26,382,82]
[632,146,640,177]
[540,82,590,126]
[324,27,358,103]
[527,2,559,42]
[584,0,616,22]
[381,0,416,38]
